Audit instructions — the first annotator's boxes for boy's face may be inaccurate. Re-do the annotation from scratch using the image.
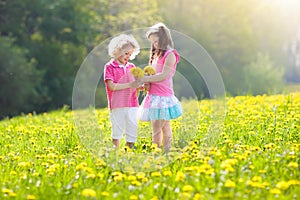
[116,45,134,64]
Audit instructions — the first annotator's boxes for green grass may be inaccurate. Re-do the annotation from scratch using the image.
[0,93,300,199]
[285,84,300,93]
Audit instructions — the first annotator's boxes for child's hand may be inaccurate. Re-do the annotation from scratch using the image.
[130,80,141,88]
[137,77,145,83]
[144,82,150,91]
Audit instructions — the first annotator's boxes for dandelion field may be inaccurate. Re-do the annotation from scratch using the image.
[0,93,300,199]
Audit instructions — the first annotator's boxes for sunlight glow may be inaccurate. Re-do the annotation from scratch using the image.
[275,0,299,10]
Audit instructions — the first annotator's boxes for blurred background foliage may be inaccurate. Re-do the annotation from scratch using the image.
[1,0,300,118]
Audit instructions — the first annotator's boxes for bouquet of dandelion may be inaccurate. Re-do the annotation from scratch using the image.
[142,66,156,94]
[130,67,144,79]
[130,66,156,96]
[144,65,156,76]
[130,67,144,97]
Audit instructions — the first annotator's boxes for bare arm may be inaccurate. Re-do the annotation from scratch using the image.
[141,52,176,83]
[106,80,140,91]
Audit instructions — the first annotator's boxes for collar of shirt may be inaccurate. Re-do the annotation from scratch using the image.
[110,59,129,68]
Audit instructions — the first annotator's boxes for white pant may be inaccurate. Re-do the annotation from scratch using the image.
[110,107,138,143]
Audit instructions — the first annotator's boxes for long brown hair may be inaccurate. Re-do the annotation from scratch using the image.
[147,23,174,65]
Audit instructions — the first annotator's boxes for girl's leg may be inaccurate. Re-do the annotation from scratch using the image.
[162,120,172,150]
[151,120,163,147]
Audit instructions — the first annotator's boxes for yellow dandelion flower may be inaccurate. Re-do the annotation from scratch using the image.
[224,179,236,188]
[276,181,290,190]
[27,195,36,200]
[288,179,300,186]
[97,173,104,179]
[182,185,194,192]
[47,153,57,159]
[18,161,30,168]
[127,175,137,181]
[96,158,106,167]
[123,146,133,152]
[101,191,109,196]
[9,192,17,197]
[252,176,262,182]
[10,171,17,176]
[2,188,11,194]
[130,67,144,78]
[238,155,247,161]
[193,193,202,200]
[179,192,191,199]
[184,166,194,174]
[151,143,158,150]
[264,143,276,150]
[20,172,27,179]
[75,162,87,170]
[270,188,281,194]
[144,66,156,75]
[150,196,159,200]
[249,165,255,170]
[259,170,266,173]
[82,167,93,173]
[225,158,238,165]
[151,171,161,177]
[81,188,97,197]
[220,163,234,172]
[238,178,244,183]
[132,180,142,186]
[112,171,123,177]
[32,172,39,177]
[7,152,15,157]
[136,172,146,180]
[129,195,138,200]
[163,170,172,176]
[86,173,96,179]
[113,175,123,182]
[175,171,185,182]
[205,168,215,176]
[141,177,149,182]
[48,147,55,152]
[13,156,20,160]
[287,162,298,168]
[261,182,270,188]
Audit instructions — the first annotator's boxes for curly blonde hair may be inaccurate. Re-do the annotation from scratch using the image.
[108,34,140,60]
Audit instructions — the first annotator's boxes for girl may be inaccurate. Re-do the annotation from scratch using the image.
[104,34,141,148]
[139,23,183,150]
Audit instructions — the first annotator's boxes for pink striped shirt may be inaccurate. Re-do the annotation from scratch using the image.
[148,49,180,96]
[104,60,139,110]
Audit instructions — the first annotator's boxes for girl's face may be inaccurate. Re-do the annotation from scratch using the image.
[148,34,159,49]
[116,46,134,64]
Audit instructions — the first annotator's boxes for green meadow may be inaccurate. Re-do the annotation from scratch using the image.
[0,93,299,199]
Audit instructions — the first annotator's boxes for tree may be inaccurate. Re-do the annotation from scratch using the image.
[243,53,284,95]
[0,36,42,118]
[0,0,96,113]
[159,0,257,96]
[0,0,162,116]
